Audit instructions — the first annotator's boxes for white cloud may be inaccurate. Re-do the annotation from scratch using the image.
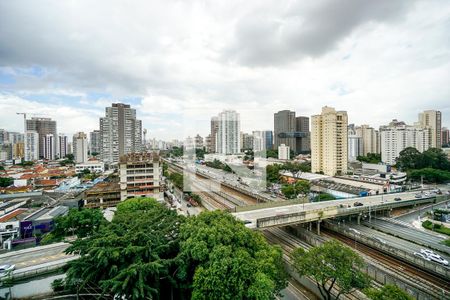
[0,0,449,139]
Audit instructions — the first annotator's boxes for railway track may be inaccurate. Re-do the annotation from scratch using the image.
[323,228,450,298]
[190,181,235,210]
[263,228,369,300]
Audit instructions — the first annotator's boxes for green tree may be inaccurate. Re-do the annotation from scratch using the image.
[365,284,413,300]
[316,193,336,202]
[408,168,450,183]
[395,147,422,170]
[420,148,450,170]
[170,146,183,157]
[41,208,106,244]
[281,180,310,199]
[64,198,184,300]
[292,240,370,300]
[177,210,288,299]
[0,177,13,187]
[169,172,184,189]
[357,153,382,164]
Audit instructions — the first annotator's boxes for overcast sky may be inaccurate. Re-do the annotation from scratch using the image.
[0,0,449,140]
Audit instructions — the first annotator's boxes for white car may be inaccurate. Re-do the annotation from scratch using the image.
[348,228,360,235]
[428,254,449,266]
[373,237,386,244]
[420,249,435,256]
[0,264,15,277]
[414,252,431,261]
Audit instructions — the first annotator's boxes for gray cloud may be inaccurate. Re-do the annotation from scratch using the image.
[0,0,449,139]
[226,0,414,66]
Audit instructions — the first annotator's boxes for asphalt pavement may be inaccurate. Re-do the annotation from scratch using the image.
[0,243,72,270]
[362,218,449,255]
[336,221,450,267]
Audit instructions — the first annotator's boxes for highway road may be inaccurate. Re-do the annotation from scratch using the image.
[0,243,72,270]
[395,199,450,224]
[334,221,450,268]
[362,218,449,256]
[233,190,448,224]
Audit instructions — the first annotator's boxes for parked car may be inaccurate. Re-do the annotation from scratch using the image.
[394,197,401,201]
[413,252,431,261]
[243,220,252,224]
[186,203,192,207]
[353,202,363,207]
[415,194,423,198]
[0,264,15,278]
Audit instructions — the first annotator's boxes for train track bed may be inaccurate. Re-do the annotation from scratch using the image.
[322,228,450,297]
[263,228,369,300]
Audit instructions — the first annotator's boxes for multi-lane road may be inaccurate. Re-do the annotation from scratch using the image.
[334,221,450,267]
[362,218,450,255]
[0,242,76,281]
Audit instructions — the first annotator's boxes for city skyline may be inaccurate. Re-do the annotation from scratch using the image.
[1,1,450,139]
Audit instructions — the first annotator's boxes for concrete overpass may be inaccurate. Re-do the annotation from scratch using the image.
[233,191,449,231]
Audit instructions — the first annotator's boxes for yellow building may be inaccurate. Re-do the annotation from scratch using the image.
[311,106,348,176]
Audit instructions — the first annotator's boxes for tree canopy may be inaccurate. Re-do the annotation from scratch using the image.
[0,177,13,187]
[396,147,450,171]
[357,153,381,164]
[395,147,450,183]
[60,200,288,300]
[292,240,370,300]
[63,198,184,300]
[41,208,107,245]
[365,284,414,300]
[281,180,310,199]
[176,210,288,299]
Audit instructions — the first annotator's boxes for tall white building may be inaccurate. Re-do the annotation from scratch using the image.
[26,117,57,159]
[42,134,55,160]
[311,106,348,176]
[348,125,362,162]
[25,131,39,161]
[216,110,240,155]
[89,130,101,155]
[58,134,68,159]
[73,132,88,163]
[253,130,275,152]
[100,103,142,164]
[417,110,442,148]
[355,125,379,155]
[380,120,430,165]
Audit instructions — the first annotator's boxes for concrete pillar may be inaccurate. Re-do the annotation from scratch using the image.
[309,222,312,231]
[357,214,361,225]
[317,220,321,235]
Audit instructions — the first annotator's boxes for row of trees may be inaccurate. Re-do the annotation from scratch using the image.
[266,161,311,184]
[57,198,287,299]
[48,198,413,300]
[357,153,381,164]
[205,159,233,173]
[396,147,450,183]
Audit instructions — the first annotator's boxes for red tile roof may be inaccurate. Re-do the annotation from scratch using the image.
[0,209,27,222]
